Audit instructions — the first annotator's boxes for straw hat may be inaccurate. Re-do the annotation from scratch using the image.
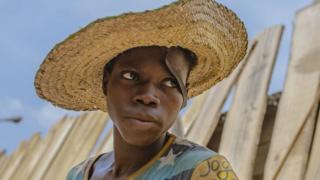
[34,0,248,112]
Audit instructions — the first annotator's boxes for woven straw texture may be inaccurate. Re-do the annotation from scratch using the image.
[34,0,248,112]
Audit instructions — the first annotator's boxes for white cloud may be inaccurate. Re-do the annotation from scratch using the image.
[8,99,23,110]
[32,103,80,128]
[0,98,23,117]
[0,98,78,128]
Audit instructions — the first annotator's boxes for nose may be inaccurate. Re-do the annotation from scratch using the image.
[133,83,160,107]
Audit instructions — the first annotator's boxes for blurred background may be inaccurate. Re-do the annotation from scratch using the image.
[0,0,313,153]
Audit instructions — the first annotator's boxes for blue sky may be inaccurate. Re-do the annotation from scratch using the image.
[0,0,313,153]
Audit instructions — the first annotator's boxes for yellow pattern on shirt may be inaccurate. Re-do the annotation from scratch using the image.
[191,155,238,180]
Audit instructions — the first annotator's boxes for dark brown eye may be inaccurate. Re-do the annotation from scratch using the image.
[122,71,138,81]
[163,78,178,88]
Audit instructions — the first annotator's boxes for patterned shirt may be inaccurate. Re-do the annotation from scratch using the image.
[67,133,238,180]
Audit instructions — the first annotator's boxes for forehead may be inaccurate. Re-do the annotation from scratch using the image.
[114,47,168,70]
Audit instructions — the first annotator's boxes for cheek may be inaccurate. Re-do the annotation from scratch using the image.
[160,92,183,129]
[164,89,184,110]
[105,80,129,124]
[106,89,131,138]
[106,94,118,128]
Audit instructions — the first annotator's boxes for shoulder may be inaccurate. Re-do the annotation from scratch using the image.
[66,152,112,180]
[191,155,238,180]
[171,137,217,167]
[153,137,215,177]
[66,158,91,180]
[168,137,238,179]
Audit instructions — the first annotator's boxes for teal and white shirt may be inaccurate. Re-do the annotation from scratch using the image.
[67,133,238,180]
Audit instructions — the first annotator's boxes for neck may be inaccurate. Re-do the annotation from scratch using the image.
[112,127,168,177]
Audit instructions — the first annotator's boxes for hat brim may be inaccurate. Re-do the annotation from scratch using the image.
[34,0,248,112]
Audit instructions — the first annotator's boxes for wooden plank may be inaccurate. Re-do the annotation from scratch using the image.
[0,155,10,179]
[252,93,280,180]
[0,146,19,179]
[264,3,320,180]
[218,25,283,180]
[169,115,184,137]
[0,154,6,169]
[206,114,225,152]
[186,57,247,145]
[276,104,318,180]
[28,116,76,180]
[7,134,41,180]
[0,143,25,179]
[41,113,93,180]
[0,157,10,179]
[44,111,107,180]
[184,41,258,140]
[182,92,208,134]
[97,128,114,154]
[0,150,5,170]
[71,112,108,165]
[8,133,41,180]
[88,117,111,157]
[185,40,257,146]
[2,133,41,180]
[305,105,320,180]
[12,117,62,180]
[0,149,5,161]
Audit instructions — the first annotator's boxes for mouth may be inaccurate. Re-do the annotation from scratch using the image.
[125,117,159,131]
[125,114,160,126]
[130,118,155,125]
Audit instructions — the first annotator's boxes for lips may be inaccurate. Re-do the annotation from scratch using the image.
[124,117,160,131]
[125,113,160,125]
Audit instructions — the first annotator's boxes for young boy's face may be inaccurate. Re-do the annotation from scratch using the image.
[104,47,190,146]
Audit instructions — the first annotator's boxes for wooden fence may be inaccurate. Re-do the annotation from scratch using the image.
[1,2,319,180]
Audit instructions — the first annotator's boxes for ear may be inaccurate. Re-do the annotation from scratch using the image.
[102,71,110,96]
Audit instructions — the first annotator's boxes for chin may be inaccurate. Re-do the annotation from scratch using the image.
[122,130,162,147]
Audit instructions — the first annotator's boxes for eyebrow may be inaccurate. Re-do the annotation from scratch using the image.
[117,64,177,80]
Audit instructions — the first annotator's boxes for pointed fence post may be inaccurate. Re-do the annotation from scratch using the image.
[218,25,284,180]
[264,2,320,179]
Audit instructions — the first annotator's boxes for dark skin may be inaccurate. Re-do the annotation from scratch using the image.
[91,47,193,179]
